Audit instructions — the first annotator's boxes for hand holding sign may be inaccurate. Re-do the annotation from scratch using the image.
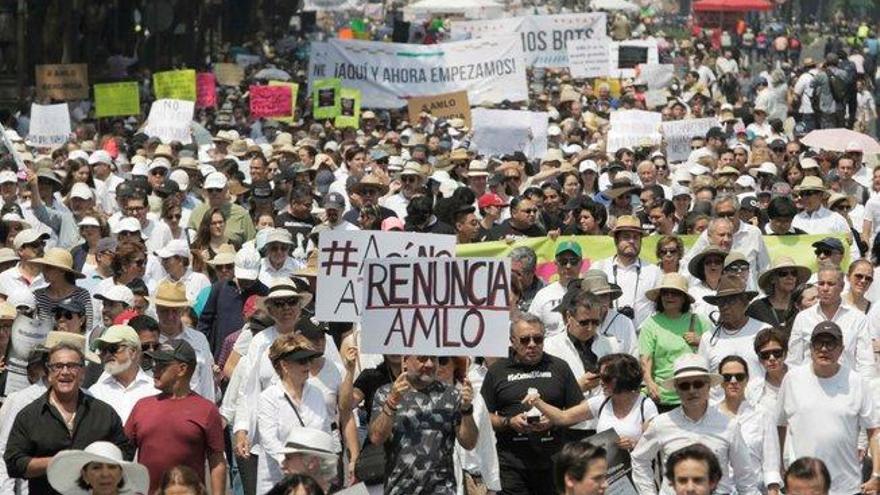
[459,379,474,410]
[388,371,412,406]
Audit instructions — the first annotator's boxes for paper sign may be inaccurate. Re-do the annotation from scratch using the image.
[661,117,718,162]
[567,38,611,79]
[143,99,195,144]
[249,85,293,118]
[471,109,549,160]
[361,257,511,357]
[35,64,89,101]
[334,88,361,128]
[5,316,54,395]
[94,82,141,118]
[28,103,71,148]
[312,78,342,120]
[606,110,662,153]
[268,80,299,124]
[609,40,659,78]
[196,73,217,108]
[153,69,197,101]
[638,63,674,89]
[214,63,245,87]
[316,230,456,322]
[407,91,472,129]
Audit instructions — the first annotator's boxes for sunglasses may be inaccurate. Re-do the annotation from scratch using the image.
[759,349,784,360]
[725,264,749,273]
[659,248,679,256]
[99,343,125,355]
[814,249,835,257]
[206,188,224,194]
[166,214,182,221]
[800,190,821,197]
[556,257,581,267]
[715,211,736,218]
[141,342,161,352]
[854,273,874,283]
[675,380,707,391]
[811,340,840,350]
[575,318,602,328]
[655,164,668,170]
[54,310,81,320]
[776,269,798,278]
[518,335,544,345]
[721,372,747,383]
[271,298,300,308]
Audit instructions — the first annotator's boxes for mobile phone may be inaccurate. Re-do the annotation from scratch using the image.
[527,414,540,424]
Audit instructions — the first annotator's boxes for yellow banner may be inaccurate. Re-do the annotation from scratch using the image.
[153,69,197,101]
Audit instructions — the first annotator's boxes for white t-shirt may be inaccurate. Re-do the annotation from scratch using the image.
[698,317,765,401]
[527,282,566,337]
[587,394,658,442]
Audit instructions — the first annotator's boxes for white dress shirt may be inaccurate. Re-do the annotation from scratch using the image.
[258,256,305,287]
[544,331,616,430]
[159,327,216,402]
[792,207,851,235]
[527,282,566,337]
[599,310,639,356]
[631,405,759,495]
[591,257,661,328]
[787,302,874,381]
[88,368,160,423]
[735,401,783,490]
[381,192,411,220]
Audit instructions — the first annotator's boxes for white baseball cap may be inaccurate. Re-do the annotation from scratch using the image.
[69,182,94,200]
[112,217,147,239]
[154,239,191,260]
[0,170,17,185]
[578,160,599,174]
[234,247,261,280]
[13,229,49,250]
[148,157,171,173]
[169,169,190,190]
[204,172,228,190]
[78,216,101,228]
[95,284,135,306]
[88,150,113,166]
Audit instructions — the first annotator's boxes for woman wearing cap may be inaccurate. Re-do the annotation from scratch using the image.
[639,273,711,412]
[255,333,332,493]
[843,259,874,314]
[72,215,109,274]
[46,440,149,495]
[747,257,810,331]
[33,248,94,333]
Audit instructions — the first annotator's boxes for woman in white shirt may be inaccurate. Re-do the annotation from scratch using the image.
[523,353,658,451]
[256,333,332,494]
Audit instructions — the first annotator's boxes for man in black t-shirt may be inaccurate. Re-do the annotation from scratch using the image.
[481,313,583,495]
[485,197,546,241]
[276,185,318,254]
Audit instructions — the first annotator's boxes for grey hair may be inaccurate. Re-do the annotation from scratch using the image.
[817,262,845,284]
[713,193,740,213]
[509,246,538,272]
[511,312,545,335]
[707,217,734,237]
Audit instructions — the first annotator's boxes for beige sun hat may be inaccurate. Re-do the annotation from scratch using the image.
[609,215,645,236]
[661,354,723,390]
[150,280,189,308]
[794,176,826,194]
[207,244,237,266]
[30,248,84,279]
[265,278,313,306]
[758,257,812,294]
[645,272,694,304]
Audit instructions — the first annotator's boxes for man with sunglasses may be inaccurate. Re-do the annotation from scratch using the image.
[382,162,425,220]
[778,321,880,495]
[529,241,583,337]
[0,229,48,299]
[792,177,851,236]
[632,354,758,495]
[808,238,845,276]
[257,228,303,287]
[88,325,158,424]
[481,314,582,495]
[188,172,256,248]
[485,196,545,242]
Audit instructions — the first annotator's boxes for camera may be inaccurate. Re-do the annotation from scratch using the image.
[618,306,635,320]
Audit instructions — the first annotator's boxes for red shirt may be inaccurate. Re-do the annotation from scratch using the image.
[125,392,225,492]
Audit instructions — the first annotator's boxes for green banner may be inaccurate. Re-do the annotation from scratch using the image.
[312,78,342,120]
[153,69,197,101]
[94,82,140,118]
[334,88,361,129]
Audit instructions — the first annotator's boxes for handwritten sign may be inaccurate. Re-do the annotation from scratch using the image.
[361,258,511,357]
[214,63,245,87]
[143,99,194,144]
[249,85,293,118]
[196,73,217,108]
[334,88,361,128]
[94,82,140,118]
[35,64,88,101]
[567,38,611,78]
[312,78,342,120]
[268,81,299,124]
[153,69,197,101]
[471,109,549,160]
[407,91,472,129]
[638,63,674,89]
[316,230,456,322]
[28,103,71,148]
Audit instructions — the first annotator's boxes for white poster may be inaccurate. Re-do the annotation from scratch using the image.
[316,230,456,322]
[567,38,611,79]
[661,117,718,162]
[361,258,511,357]
[5,316,54,395]
[606,110,662,153]
[143,99,195,144]
[638,63,674,89]
[451,13,607,67]
[28,103,71,148]
[304,0,364,11]
[308,37,528,109]
[609,40,659,78]
[471,109,549,159]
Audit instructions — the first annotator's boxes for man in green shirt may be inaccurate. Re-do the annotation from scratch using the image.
[188,172,256,247]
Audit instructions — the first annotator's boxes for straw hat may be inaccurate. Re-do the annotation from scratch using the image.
[207,244,237,266]
[265,278,313,306]
[703,274,758,305]
[609,215,645,236]
[349,174,389,196]
[758,257,811,294]
[47,441,149,495]
[687,245,729,282]
[581,270,622,299]
[827,193,856,210]
[604,177,642,199]
[30,248,84,279]
[794,176,826,194]
[661,354,723,390]
[645,273,694,304]
[153,143,175,160]
[150,281,189,308]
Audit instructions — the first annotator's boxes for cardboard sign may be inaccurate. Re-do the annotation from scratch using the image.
[28,103,71,148]
[606,110,662,153]
[214,63,245,87]
[94,81,141,118]
[361,258,511,357]
[407,91,472,129]
[334,88,361,128]
[312,78,342,120]
[143,99,195,144]
[471,109,549,160]
[196,73,217,108]
[249,85,293,118]
[153,69,197,101]
[567,38,611,79]
[35,64,89,101]
[268,80,299,124]
[638,63,674,89]
[316,230,456,322]
[661,117,718,162]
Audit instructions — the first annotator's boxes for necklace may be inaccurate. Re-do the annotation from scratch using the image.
[50,396,77,432]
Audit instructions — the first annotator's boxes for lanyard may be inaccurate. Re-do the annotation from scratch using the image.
[611,257,641,311]
[283,392,306,427]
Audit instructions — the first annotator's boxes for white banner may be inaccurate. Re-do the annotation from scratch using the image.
[361,258,511,357]
[308,37,528,109]
[451,13,607,67]
[28,103,71,148]
[304,0,364,11]
[316,230,456,322]
[567,38,611,79]
[471,109,549,159]
[609,40,659,78]
[661,118,718,162]
[143,99,194,144]
[606,110,662,153]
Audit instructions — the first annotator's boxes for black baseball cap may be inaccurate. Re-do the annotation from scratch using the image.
[812,237,845,254]
[56,297,86,315]
[811,321,843,342]
[146,340,197,365]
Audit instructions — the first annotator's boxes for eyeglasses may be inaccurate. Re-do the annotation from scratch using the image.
[854,273,874,283]
[141,342,161,352]
[759,348,784,360]
[99,344,126,355]
[655,165,668,170]
[724,264,749,273]
[721,372,747,383]
[832,204,851,211]
[271,298,300,308]
[48,362,83,373]
[360,188,379,197]
[125,205,146,213]
[814,249,834,257]
[800,190,821,197]
[518,335,544,345]
[811,340,840,351]
[54,310,81,320]
[715,210,736,218]
[659,248,679,256]
[575,318,602,328]
[776,270,798,278]
[556,257,581,267]
[166,213,182,221]
[675,380,707,391]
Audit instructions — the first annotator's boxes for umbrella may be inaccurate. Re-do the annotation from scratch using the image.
[254,68,291,81]
[800,128,880,154]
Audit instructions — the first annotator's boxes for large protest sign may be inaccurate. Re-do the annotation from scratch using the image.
[609,40,659,78]
[451,13,607,67]
[567,38,611,78]
[471,108,548,160]
[153,69,197,101]
[143,99,195,144]
[249,85,293,118]
[334,88,361,128]
[407,91,472,128]
[35,64,89,101]
[196,73,217,108]
[361,258,511,357]
[214,63,245,86]
[5,316,54,395]
[606,110,662,153]
[304,0,365,10]
[94,82,140,118]
[312,78,342,119]
[316,230,456,322]
[585,429,639,495]
[661,117,718,162]
[637,63,674,89]
[28,103,71,148]
[308,37,528,108]
[268,81,300,124]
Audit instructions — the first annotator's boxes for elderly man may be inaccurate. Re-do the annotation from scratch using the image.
[528,241,583,337]
[685,194,770,277]
[509,246,544,313]
[778,321,880,495]
[258,228,303,287]
[88,325,158,423]
[631,354,760,495]
[188,172,256,246]
[153,239,211,304]
[791,177,850,235]
[382,162,425,220]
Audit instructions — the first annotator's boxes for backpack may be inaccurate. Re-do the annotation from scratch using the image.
[597,395,648,422]
[828,70,848,102]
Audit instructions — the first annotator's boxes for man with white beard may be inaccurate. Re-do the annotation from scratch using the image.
[88,324,159,423]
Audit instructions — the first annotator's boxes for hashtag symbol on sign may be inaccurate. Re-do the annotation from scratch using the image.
[321,241,358,276]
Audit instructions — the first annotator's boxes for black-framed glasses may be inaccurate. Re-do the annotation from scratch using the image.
[100,344,125,355]
[518,335,544,345]
[675,380,706,391]
[166,213,182,221]
[721,373,747,383]
[659,248,679,256]
[48,362,83,373]
[811,340,840,351]
[814,249,834,257]
[758,349,784,360]
[800,190,821,197]
[556,257,581,267]
[715,211,736,218]
[575,318,601,328]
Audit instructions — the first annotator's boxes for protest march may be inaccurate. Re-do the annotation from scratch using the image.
[1,2,880,495]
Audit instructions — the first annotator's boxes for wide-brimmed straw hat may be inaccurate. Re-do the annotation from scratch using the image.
[687,245,729,282]
[758,257,811,294]
[609,215,645,236]
[48,441,149,495]
[703,274,758,305]
[265,278,313,306]
[150,280,190,308]
[349,174,389,196]
[794,176,826,194]
[30,248,84,279]
[645,273,694,304]
[661,354,724,390]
